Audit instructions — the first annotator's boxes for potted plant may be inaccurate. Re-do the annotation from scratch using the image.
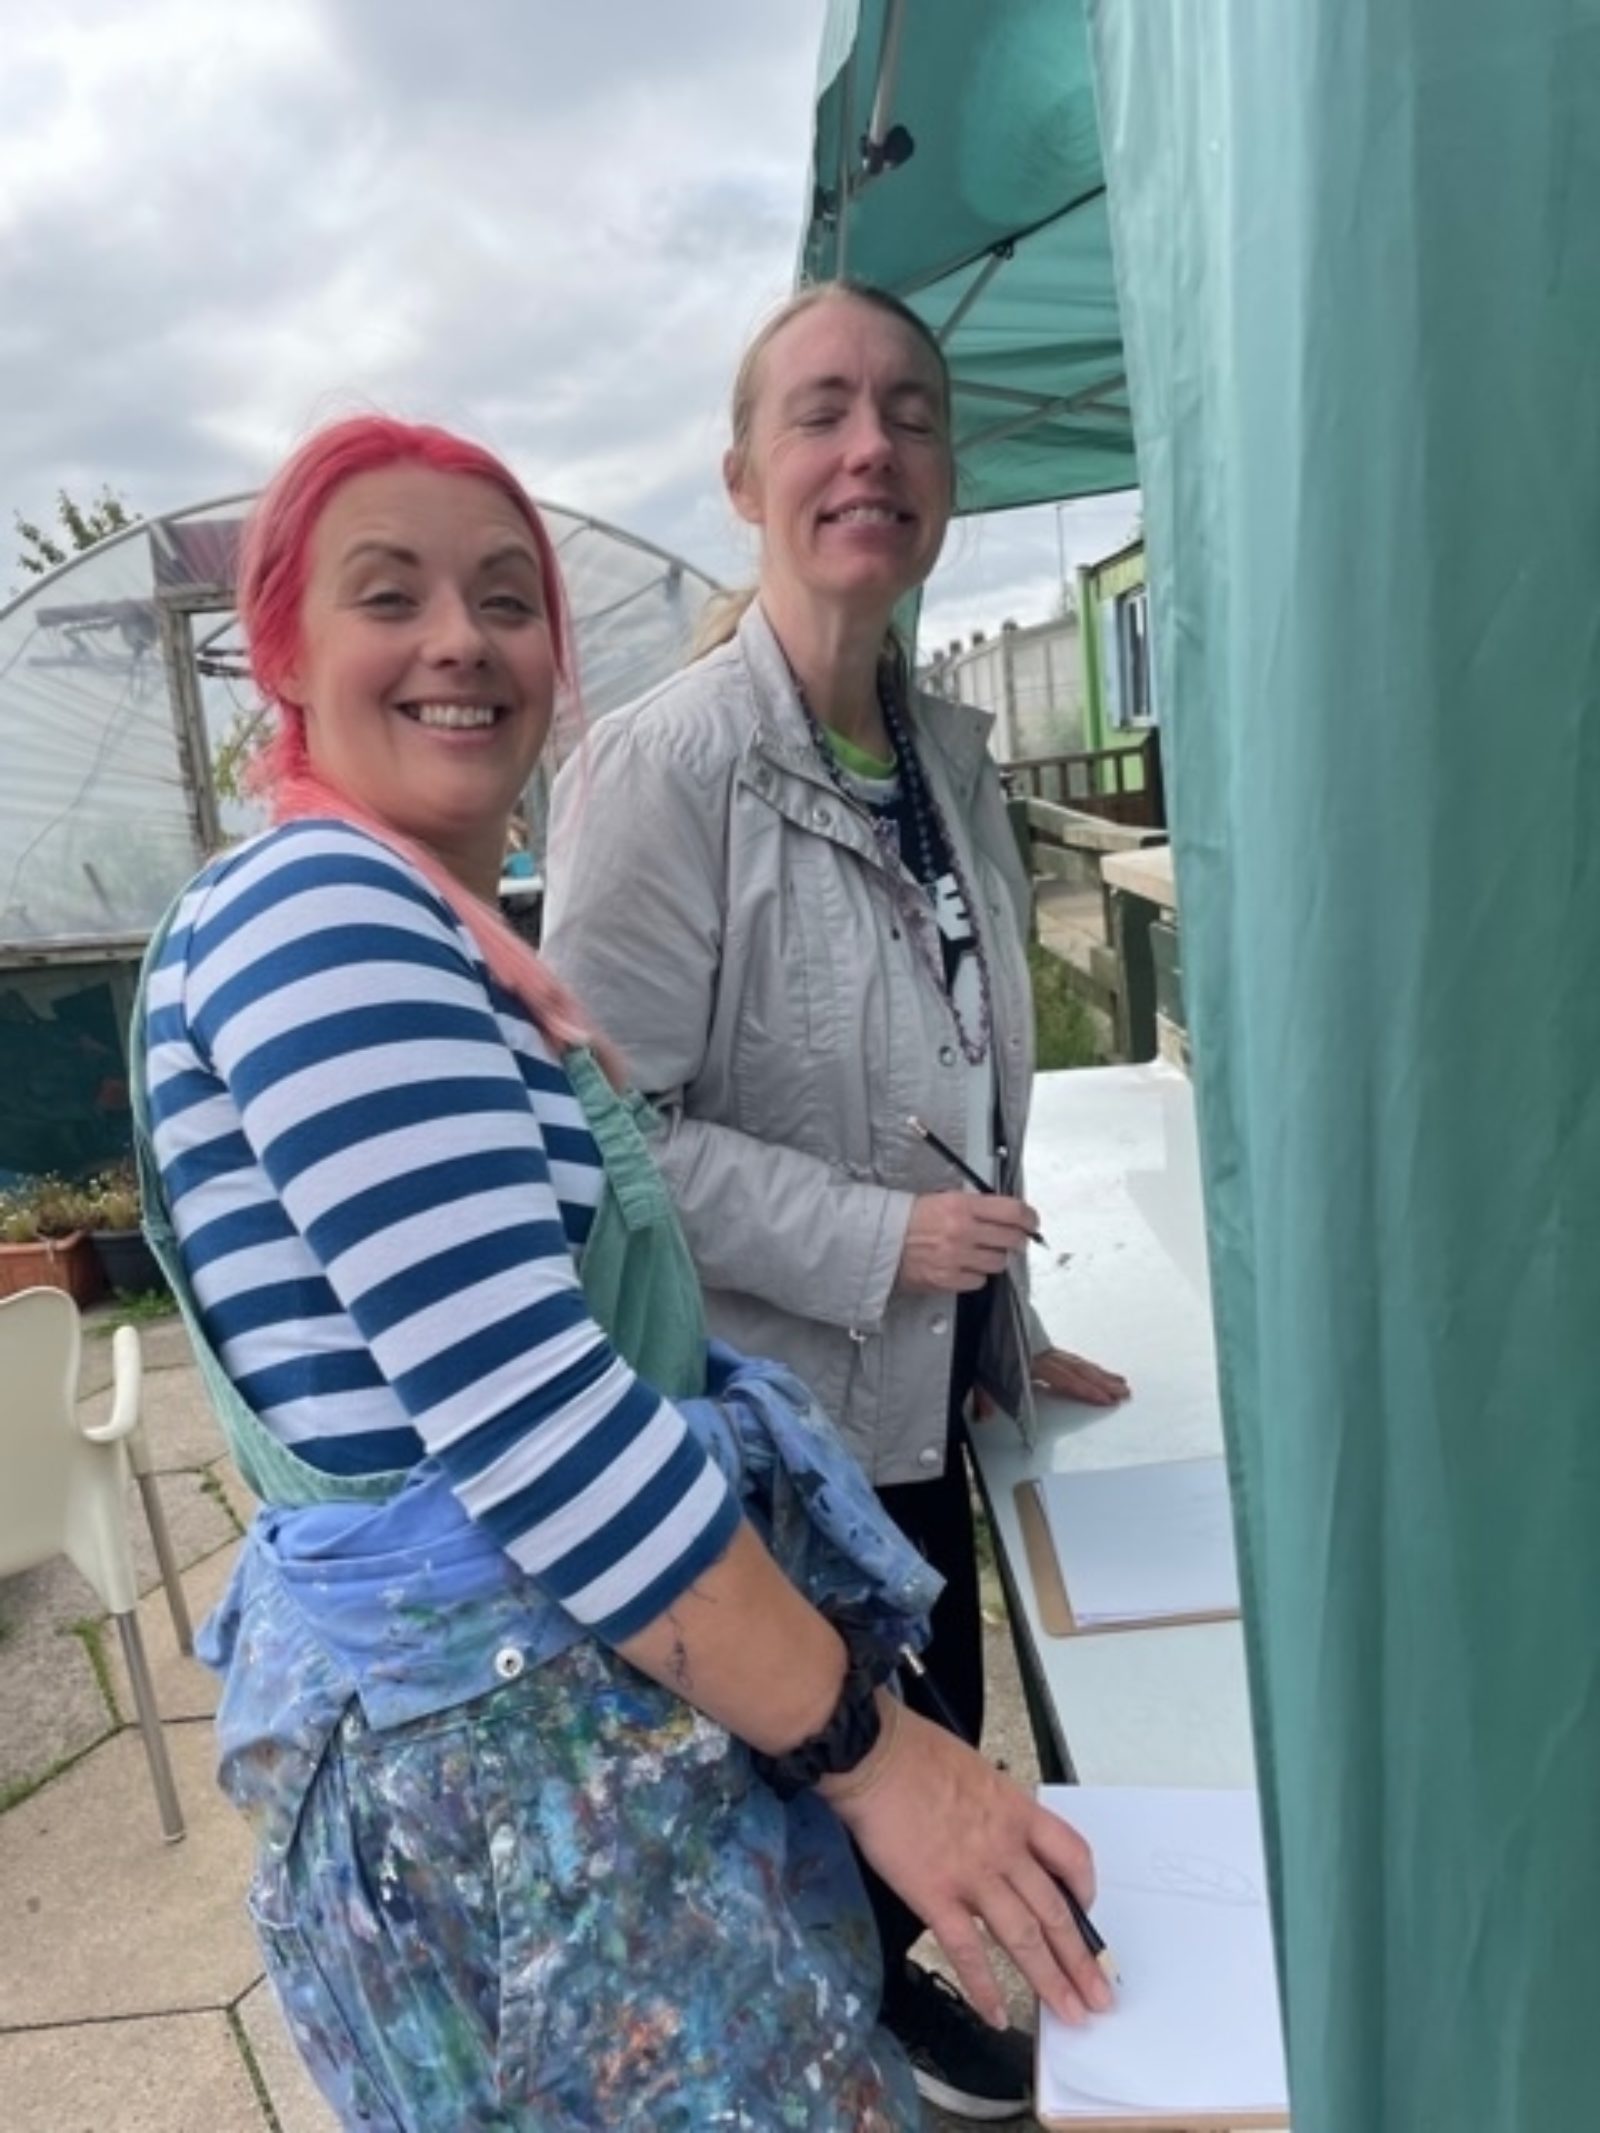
[76,1161,168,1300]
[0,1176,107,1304]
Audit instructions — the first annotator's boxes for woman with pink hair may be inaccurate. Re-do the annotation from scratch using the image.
[132,415,1110,2129]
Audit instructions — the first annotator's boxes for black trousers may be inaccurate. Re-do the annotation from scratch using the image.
[861,1389,986,1986]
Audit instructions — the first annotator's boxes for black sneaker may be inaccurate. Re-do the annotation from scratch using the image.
[882,1961,1033,2123]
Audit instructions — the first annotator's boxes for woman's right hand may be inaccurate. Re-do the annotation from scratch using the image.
[897,1190,1039,1293]
[821,1701,1114,2031]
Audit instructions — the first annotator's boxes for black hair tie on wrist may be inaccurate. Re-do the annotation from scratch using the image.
[751,1606,904,1801]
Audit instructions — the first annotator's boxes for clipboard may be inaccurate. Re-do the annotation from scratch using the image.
[1033,2086,1288,2131]
[1014,1462,1242,1639]
[1032,1787,1291,2130]
[1032,2082,1289,2131]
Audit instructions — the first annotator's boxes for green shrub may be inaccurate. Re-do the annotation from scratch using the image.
[1028,940,1102,1071]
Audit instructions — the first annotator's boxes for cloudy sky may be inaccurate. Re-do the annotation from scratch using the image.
[1,0,1136,648]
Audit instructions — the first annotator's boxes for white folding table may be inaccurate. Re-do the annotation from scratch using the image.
[970,1061,1257,1788]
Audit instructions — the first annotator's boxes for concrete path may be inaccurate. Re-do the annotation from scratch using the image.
[0,1309,1051,2132]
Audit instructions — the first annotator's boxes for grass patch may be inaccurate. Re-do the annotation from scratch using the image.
[199,1465,246,1538]
[227,2002,285,2132]
[0,1734,114,1816]
[1028,938,1102,1070]
[88,1288,178,1333]
[67,1615,121,1724]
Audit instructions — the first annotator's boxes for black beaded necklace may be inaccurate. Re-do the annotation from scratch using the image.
[791,663,994,1067]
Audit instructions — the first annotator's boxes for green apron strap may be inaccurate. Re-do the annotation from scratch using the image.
[564,1045,709,1403]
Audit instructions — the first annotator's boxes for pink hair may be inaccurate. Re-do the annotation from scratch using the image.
[235,415,621,1078]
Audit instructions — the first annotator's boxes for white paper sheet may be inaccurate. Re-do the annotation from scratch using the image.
[1037,1455,1240,1627]
[1037,1787,1288,2124]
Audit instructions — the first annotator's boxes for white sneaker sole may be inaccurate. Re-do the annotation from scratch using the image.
[910,2063,1031,2121]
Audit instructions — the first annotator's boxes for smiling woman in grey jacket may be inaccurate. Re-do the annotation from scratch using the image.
[542,281,1127,2124]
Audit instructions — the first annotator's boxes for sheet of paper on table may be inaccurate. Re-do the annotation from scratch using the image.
[1035,1786,1289,2129]
[1034,1454,1241,1630]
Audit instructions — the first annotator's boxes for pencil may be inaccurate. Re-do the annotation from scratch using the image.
[904,1115,1049,1249]
[897,1645,1120,1984]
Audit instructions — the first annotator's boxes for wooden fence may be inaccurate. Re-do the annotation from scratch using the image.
[1000,729,1165,830]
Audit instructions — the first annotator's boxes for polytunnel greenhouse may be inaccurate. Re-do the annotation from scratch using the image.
[0,493,718,1180]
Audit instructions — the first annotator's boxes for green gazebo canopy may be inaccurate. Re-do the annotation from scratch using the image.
[801,0,1137,514]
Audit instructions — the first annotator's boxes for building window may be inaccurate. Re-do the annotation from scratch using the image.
[1115,586,1154,728]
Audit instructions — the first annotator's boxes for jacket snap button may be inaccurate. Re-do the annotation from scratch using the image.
[930,1313,949,1336]
[812,804,832,829]
[917,1445,940,1470]
[939,1045,956,1067]
[493,1647,525,1682]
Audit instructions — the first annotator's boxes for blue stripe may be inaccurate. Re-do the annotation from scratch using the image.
[235,1347,387,1411]
[352,1218,570,1341]
[587,1493,743,1641]
[148,1064,224,1130]
[194,924,475,1055]
[144,1001,189,1048]
[392,1290,593,1416]
[431,1336,626,1490]
[488,1430,729,1605]
[164,1131,256,1207]
[303,1148,554,1262]
[508,1044,581,1092]
[182,1197,300,1270]
[293,1424,425,1477]
[262,1078,534,1190]
[186,836,454,969]
[230,998,505,1100]
[540,1123,598,1170]
[205,1274,344,1345]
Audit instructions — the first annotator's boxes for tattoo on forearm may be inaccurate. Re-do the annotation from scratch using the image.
[664,1607,693,1695]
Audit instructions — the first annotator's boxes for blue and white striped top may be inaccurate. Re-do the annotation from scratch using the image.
[143,819,739,1641]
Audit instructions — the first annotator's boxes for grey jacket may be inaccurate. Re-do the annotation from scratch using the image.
[542,601,1039,1486]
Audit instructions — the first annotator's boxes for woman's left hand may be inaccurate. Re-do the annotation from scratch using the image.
[1030,1347,1130,1407]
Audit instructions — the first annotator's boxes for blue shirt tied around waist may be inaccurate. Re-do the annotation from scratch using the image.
[200,1341,941,1857]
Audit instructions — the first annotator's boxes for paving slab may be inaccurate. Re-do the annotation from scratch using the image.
[104,1542,237,1725]
[209,1452,262,1531]
[0,1551,104,1638]
[0,1600,114,1804]
[0,2009,267,2133]
[125,1468,239,1593]
[238,1976,341,2133]
[0,1720,259,2028]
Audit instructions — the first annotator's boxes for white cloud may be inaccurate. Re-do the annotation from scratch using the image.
[3,0,1129,653]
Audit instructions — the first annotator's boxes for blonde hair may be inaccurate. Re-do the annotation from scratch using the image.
[695,281,954,662]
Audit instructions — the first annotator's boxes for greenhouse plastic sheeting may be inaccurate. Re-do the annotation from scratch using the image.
[803,0,1135,511]
[1090,2,1600,2125]
[0,499,715,951]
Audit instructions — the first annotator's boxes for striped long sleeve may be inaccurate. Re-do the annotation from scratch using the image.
[143,821,739,1641]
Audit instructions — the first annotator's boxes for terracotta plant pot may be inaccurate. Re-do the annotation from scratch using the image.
[0,1232,107,1305]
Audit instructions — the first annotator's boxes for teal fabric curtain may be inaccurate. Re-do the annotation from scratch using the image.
[1089,2,1600,2124]
[803,0,1136,510]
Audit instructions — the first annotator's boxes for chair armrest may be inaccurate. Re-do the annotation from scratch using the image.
[80,1324,144,1447]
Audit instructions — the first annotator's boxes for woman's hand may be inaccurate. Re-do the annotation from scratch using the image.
[897,1190,1039,1294]
[1030,1347,1130,1407]
[822,1702,1113,2030]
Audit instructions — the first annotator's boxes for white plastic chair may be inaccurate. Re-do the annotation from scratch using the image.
[0,1287,191,1841]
